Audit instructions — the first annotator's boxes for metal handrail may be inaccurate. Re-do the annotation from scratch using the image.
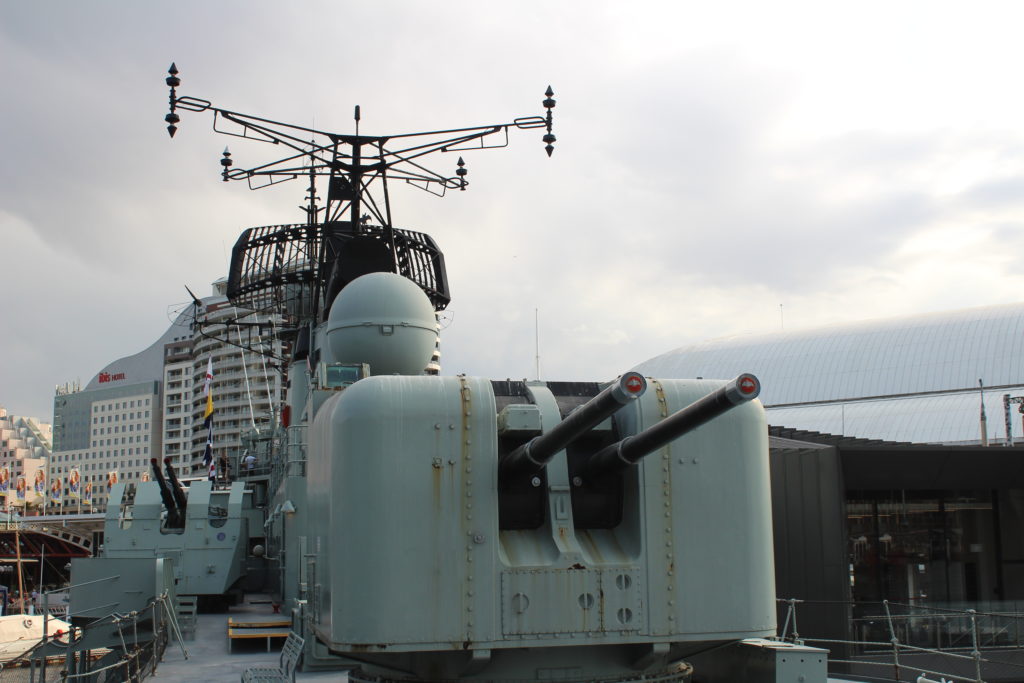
[777,597,1024,683]
[1,587,173,683]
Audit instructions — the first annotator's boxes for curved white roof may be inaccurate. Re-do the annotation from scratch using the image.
[635,303,1024,444]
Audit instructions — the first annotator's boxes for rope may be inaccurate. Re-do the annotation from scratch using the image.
[61,652,138,680]
[252,312,276,415]
[232,306,259,432]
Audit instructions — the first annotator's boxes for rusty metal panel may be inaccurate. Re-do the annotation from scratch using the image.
[310,375,499,647]
[502,569,603,635]
[501,568,641,636]
[599,567,643,631]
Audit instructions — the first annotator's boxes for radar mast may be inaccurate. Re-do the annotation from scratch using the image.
[164,63,556,322]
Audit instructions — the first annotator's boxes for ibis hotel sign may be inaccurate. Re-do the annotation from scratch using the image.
[97,371,126,383]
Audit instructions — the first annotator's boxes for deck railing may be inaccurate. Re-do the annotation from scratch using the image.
[778,597,1024,683]
[0,580,182,683]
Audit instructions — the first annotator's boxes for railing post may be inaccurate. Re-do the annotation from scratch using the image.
[969,609,982,683]
[778,600,792,641]
[153,620,160,677]
[41,591,48,682]
[154,597,161,676]
[789,598,801,643]
[883,600,902,682]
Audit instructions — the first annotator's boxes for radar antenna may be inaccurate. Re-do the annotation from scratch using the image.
[164,63,556,321]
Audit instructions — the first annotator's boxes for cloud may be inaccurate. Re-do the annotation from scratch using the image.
[5,1,1024,421]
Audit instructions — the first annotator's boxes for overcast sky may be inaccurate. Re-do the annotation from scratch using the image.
[4,2,1024,421]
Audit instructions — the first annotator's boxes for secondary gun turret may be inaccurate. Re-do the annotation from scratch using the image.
[587,373,761,478]
[500,372,647,479]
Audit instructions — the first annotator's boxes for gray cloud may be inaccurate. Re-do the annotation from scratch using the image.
[4,2,1024,419]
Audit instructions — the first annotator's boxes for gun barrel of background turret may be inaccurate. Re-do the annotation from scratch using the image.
[163,457,189,514]
[150,458,182,528]
[587,373,761,478]
[500,372,647,478]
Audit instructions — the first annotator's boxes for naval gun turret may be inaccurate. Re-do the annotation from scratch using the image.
[278,270,775,683]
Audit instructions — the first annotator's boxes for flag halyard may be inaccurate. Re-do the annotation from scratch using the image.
[202,356,216,480]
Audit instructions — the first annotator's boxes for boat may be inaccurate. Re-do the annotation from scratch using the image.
[0,614,72,663]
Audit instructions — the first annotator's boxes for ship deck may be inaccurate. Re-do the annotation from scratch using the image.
[151,595,341,682]
[147,595,863,683]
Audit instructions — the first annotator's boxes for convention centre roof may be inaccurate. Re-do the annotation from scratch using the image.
[635,302,1024,445]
